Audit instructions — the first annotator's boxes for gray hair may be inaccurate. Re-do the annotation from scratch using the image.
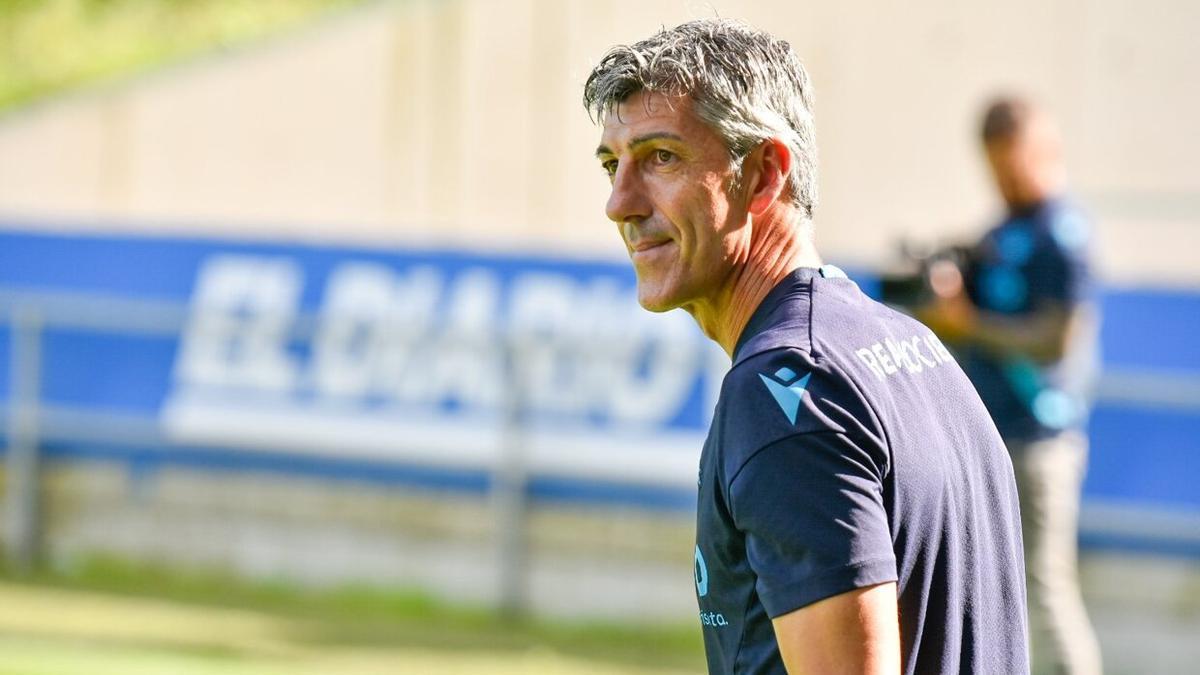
[584,18,818,218]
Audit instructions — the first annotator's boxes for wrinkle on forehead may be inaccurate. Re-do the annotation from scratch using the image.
[600,91,702,152]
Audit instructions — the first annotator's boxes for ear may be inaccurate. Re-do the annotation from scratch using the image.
[747,138,792,216]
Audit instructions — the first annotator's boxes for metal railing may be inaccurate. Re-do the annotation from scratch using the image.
[0,289,550,615]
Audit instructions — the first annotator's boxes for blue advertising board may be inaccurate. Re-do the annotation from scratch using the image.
[0,227,1197,553]
[0,228,723,496]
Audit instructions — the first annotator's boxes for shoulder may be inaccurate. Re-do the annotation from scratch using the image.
[805,276,956,388]
[1017,200,1092,262]
[714,341,887,482]
[1041,199,1091,239]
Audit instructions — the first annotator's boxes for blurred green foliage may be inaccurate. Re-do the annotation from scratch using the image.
[0,0,367,112]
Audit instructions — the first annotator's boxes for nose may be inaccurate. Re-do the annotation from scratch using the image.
[605,162,652,226]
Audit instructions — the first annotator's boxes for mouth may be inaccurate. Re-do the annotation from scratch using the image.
[630,239,674,262]
[632,239,671,253]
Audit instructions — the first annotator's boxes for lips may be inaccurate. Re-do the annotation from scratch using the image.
[632,239,671,253]
[623,222,673,257]
[629,239,674,263]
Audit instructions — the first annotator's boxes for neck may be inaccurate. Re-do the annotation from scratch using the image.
[1008,187,1058,213]
[686,215,822,357]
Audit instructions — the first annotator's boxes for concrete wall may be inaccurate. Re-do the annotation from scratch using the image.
[20,462,698,622]
[0,0,1196,284]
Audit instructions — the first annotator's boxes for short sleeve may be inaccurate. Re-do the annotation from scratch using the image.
[728,430,897,619]
[1030,209,1092,307]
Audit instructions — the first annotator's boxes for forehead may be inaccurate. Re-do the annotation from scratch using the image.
[598,91,715,151]
[986,114,1055,155]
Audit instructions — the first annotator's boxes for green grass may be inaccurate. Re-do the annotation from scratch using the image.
[0,555,706,674]
[0,0,369,113]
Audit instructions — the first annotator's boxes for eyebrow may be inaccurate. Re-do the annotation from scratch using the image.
[594,132,684,158]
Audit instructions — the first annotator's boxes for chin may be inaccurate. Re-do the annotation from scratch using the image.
[635,281,684,313]
[637,297,676,313]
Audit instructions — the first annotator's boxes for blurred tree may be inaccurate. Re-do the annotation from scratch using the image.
[0,0,368,112]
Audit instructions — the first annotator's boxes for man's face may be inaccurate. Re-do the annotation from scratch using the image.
[985,119,1061,209]
[596,92,751,312]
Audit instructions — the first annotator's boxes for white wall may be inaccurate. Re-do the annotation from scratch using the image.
[0,0,1196,285]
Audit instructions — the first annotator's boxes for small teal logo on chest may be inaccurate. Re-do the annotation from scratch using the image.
[759,366,812,424]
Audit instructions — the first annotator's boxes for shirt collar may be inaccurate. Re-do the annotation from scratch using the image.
[731,266,822,361]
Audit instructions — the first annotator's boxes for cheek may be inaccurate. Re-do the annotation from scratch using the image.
[695,182,741,250]
[655,168,736,257]
[680,180,723,231]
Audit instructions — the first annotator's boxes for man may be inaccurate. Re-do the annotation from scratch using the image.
[584,19,1028,675]
[920,98,1102,675]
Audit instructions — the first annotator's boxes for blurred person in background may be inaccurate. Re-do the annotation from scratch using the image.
[586,19,1027,675]
[919,97,1103,675]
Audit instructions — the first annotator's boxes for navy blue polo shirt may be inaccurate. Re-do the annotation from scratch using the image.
[961,198,1099,442]
[695,266,1027,675]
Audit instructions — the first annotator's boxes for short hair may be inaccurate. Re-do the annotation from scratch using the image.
[980,96,1035,144]
[583,19,818,219]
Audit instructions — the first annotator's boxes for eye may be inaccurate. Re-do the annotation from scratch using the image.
[653,149,676,165]
[601,158,618,178]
